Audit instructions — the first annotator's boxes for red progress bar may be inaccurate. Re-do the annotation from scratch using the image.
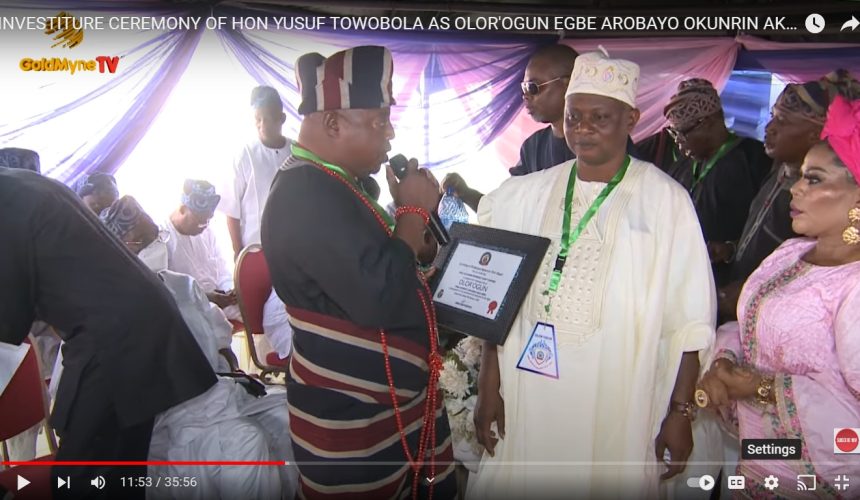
[1,461,288,466]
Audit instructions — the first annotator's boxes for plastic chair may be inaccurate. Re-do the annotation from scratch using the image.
[0,336,56,498]
[234,244,288,383]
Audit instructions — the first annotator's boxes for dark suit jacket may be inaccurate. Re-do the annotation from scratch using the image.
[0,168,215,430]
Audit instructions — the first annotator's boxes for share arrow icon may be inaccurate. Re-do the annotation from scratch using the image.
[841,16,859,31]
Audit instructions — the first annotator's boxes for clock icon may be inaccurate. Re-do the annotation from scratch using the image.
[805,13,825,34]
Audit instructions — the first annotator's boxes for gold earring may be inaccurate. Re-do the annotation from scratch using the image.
[843,207,860,245]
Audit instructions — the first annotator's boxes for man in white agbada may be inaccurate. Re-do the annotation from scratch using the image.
[220,86,294,360]
[94,197,299,499]
[146,266,299,500]
[165,179,241,323]
[468,51,716,499]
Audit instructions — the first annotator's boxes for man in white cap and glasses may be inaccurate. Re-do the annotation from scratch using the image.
[469,50,716,498]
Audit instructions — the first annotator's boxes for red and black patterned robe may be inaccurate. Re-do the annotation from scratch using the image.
[262,157,456,500]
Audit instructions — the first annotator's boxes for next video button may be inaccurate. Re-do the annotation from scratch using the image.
[742,439,802,460]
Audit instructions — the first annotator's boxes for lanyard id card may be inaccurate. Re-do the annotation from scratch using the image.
[516,322,559,379]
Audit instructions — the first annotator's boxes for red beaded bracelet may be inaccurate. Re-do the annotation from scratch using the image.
[394,206,430,225]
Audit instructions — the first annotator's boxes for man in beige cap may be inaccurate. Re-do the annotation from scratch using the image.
[469,50,715,498]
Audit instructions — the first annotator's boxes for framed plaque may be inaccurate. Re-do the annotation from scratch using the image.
[430,222,550,345]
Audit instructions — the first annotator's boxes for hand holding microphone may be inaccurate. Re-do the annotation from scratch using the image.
[385,154,450,246]
[385,155,439,211]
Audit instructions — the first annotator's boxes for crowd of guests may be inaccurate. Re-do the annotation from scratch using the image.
[0,84,299,499]
[1,40,859,500]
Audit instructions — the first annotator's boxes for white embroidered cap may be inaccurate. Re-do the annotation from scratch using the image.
[565,47,640,108]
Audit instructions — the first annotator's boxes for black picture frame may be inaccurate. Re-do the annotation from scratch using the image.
[429,222,550,346]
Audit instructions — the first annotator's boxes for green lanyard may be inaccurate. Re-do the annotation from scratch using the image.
[544,156,631,312]
[690,134,738,191]
[290,143,395,230]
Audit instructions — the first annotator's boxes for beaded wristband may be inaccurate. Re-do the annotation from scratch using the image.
[395,205,430,225]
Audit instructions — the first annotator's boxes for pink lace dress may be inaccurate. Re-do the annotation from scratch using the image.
[715,238,860,499]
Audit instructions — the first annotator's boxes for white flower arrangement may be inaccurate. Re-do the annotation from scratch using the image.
[439,336,484,472]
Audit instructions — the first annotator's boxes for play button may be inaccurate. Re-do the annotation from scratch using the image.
[17,475,30,490]
[699,474,716,491]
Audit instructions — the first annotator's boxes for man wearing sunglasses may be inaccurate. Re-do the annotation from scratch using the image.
[443,44,578,211]
[664,79,770,287]
[444,45,641,212]
[510,44,579,177]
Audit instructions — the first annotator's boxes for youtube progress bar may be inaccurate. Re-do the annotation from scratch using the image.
[2,461,288,466]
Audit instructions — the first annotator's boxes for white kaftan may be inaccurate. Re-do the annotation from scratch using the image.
[219,140,293,359]
[467,158,716,499]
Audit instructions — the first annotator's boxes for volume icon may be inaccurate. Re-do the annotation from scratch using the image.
[91,476,106,489]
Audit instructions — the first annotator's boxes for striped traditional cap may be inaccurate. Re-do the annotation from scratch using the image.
[296,46,395,115]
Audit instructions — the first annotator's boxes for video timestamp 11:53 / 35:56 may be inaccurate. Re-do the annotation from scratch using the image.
[120,476,199,488]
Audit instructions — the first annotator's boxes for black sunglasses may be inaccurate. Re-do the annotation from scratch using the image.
[521,76,568,96]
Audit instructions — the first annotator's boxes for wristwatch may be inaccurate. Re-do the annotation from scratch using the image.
[669,400,697,421]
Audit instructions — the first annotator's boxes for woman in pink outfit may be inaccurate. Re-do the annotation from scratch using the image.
[698,91,860,498]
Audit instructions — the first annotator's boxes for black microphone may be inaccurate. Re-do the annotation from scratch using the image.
[389,154,451,246]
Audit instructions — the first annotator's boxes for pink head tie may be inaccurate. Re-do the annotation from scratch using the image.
[820,94,860,183]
